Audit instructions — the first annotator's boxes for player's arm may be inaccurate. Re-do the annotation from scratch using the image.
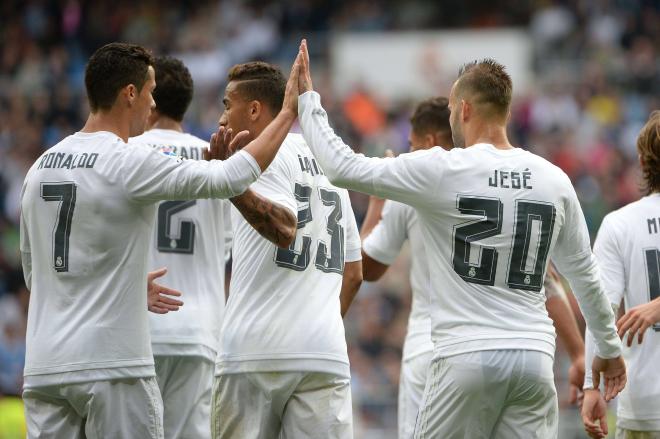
[617,296,660,346]
[544,264,585,404]
[20,214,32,291]
[230,189,296,248]
[340,261,363,317]
[361,200,408,282]
[121,51,303,202]
[340,193,364,316]
[552,183,624,402]
[360,195,387,281]
[295,40,439,208]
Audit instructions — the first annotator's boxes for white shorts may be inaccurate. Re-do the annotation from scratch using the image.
[414,349,557,439]
[23,377,163,439]
[398,351,432,439]
[212,371,352,439]
[155,356,214,439]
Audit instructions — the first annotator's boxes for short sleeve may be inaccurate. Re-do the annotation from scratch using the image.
[342,191,362,263]
[362,201,409,265]
[592,215,626,306]
[249,150,297,216]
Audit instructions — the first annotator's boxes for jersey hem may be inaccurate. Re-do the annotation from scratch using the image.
[432,335,555,359]
[23,365,155,388]
[215,356,350,378]
[24,358,154,376]
[617,417,660,431]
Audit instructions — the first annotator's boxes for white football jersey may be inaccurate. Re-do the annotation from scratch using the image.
[362,200,433,360]
[20,130,260,387]
[590,194,660,430]
[129,129,230,362]
[299,91,621,361]
[216,133,362,378]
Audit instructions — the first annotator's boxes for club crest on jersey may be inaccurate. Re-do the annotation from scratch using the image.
[524,275,531,285]
[468,267,476,278]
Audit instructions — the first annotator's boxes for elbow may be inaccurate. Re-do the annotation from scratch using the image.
[349,266,363,290]
[274,211,297,248]
[362,270,380,282]
[275,224,296,248]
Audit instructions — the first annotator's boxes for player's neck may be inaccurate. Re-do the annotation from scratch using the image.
[465,121,513,150]
[151,117,183,132]
[80,110,130,143]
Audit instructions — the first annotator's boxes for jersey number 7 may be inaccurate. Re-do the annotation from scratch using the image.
[40,182,77,272]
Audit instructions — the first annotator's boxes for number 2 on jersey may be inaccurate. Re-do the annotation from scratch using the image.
[452,195,556,292]
[275,183,345,274]
[156,201,196,254]
[40,182,77,272]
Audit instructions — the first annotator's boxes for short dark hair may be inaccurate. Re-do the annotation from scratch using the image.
[85,43,154,113]
[410,97,451,137]
[637,110,660,194]
[227,62,285,116]
[456,59,512,119]
[152,56,193,122]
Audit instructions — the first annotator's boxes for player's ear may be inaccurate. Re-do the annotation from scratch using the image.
[125,84,138,107]
[424,133,435,148]
[248,100,261,122]
[461,99,470,122]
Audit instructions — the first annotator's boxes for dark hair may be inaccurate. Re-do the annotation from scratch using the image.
[410,97,451,137]
[637,110,660,194]
[85,43,154,113]
[227,62,285,116]
[456,58,512,119]
[152,56,193,121]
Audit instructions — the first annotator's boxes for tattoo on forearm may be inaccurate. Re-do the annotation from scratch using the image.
[232,191,296,246]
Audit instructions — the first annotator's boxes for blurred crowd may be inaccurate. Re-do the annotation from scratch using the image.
[0,0,658,437]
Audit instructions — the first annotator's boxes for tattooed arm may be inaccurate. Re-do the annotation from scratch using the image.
[231,189,297,248]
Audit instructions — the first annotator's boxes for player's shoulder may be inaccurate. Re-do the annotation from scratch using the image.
[603,195,657,226]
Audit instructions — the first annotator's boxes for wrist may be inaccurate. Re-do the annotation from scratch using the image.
[279,108,297,122]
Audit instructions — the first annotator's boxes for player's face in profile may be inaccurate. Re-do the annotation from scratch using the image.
[219,81,252,143]
[129,66,156,138]
[448,81,465,148]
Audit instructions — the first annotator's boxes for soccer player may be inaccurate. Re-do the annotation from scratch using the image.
[294,40,625,438]
[129,55,228,439]
[361,98,587,438]
[212,61,363,439]
[19,43,301,438]
[582,111,660,439]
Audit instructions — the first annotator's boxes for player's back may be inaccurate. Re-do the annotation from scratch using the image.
[594,194,660,427]
[130,129,229,361]
[415,143,581,358]
[21,131,157,385]
[217,133,360,378]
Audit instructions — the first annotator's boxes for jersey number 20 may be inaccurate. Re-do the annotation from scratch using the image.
[452,195,556,292]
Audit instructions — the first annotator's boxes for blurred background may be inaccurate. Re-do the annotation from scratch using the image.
[0,0,658,438]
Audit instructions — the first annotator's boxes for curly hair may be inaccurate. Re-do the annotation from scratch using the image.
[152,56,194,122]
[85,43,153,113]
[637,110,660,194]
[227,61,286,116]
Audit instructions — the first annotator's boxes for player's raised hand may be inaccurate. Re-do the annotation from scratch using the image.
[204,126,250,161]
[298,39,313,94]
[147,267,184,314]
[616,298,660,347]
[581,389,608,439]
[282,45,303,115]
[591,355,626,401]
